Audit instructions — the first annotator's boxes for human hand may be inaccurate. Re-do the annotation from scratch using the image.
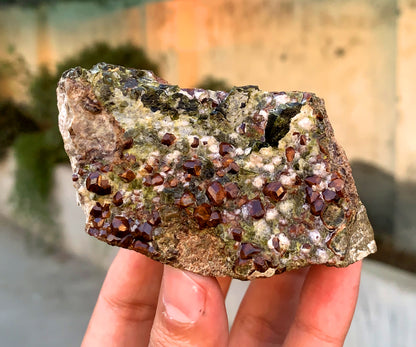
[82,249,361,347]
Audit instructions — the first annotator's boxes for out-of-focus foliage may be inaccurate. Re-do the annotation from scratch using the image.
[12,131,59,245]
[0,0,154,8]
[197,76,230,92]
[0,52,29,80]
[56,42,159,75]
[0,101,38,159]
[0,49,35,159]
[0,0,77,4]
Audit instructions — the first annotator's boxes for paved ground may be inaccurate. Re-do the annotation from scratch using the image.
[1,216,416,347]
[0,218,106,347]
[0,217,247,347]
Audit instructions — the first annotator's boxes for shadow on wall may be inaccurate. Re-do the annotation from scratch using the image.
[351,161,395,236]
[351,160,416,273]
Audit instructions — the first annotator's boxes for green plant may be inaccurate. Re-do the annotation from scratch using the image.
[0,100,38,159]
[56,42,159,75]
[0,47,31,94]
[12,131,60,244]
[197,76,230,92]
[0,0,155,7]
[0,49,37,159]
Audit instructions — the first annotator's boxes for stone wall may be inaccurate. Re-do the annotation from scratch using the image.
[395,0,416,252]
[0,0,415,253]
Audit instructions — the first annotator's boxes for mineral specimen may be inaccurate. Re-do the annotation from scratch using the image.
[57,63,376,280]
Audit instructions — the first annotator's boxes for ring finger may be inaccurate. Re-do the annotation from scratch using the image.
[229,268,309,347]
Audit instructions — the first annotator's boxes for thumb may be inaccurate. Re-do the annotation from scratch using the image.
[149,266,228,347]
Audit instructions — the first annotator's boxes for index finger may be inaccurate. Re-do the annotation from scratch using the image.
[82,249,163,346]
[283,261,362,347]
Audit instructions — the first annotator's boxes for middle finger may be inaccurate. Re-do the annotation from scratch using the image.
[229,268,309,347]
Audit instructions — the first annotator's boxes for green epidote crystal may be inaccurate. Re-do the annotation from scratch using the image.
[57,63,376,280]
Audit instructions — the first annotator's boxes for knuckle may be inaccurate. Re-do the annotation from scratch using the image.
[149,315,222,347]
[149,325,191,347]
[235,314,285,345]
[101,293,157,323]
[293,317,344,346]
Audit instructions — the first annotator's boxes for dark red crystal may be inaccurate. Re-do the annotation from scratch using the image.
[224,182,240,199]
[207,211,222,227]
[216,169,225,177]
[245,199,265,219]
[318,140,330,156]
[285,147,296,162]
[161,165,170,173]
[100,164,112,173]
[119,169,136,183]
[137,222,153,241]
[240,242,262,259]
[206,181,226,206]
[152,174,164,185]
[112,191,123,206]
[144,173,164,186]
[305,175,322,187]
[144,163,153,173]
[305,186,319,204]
[329,178,345,192]
[263,182,285,202]
[87,227,99,237]
[90,202,103,217]
[93,217,104,228]
[194,203,212,228]
[310,198,325,216]
[183,159,202,176]
[119,234,133,247]
[230,227,243,242]
[133,240,150,254]
[99,226,109,238]
[272,236,280,252]
[161,133,176,146]
[322,189,337,202]
[101,205,111,218]
[253,256,269,272]
[86,172,112,195]
[236,195,249,207]
[122,137,134,150]
[169,178,178,187]
[300,134,307,145]
[219,142,234,156]
[111,216,130,237]
[191,137,199,148]
[148,211,161,226]
[227,161,240,174]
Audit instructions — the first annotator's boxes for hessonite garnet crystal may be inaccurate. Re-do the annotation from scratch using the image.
[57,63,376,280]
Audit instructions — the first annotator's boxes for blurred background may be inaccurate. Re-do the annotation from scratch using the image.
[0,0,415,346]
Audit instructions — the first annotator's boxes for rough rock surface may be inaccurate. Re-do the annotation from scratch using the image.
[57,63,376,280]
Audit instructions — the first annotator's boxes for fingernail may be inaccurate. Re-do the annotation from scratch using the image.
[162,267,206,324]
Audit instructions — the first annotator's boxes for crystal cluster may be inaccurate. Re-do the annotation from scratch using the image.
[57,63,376,279]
